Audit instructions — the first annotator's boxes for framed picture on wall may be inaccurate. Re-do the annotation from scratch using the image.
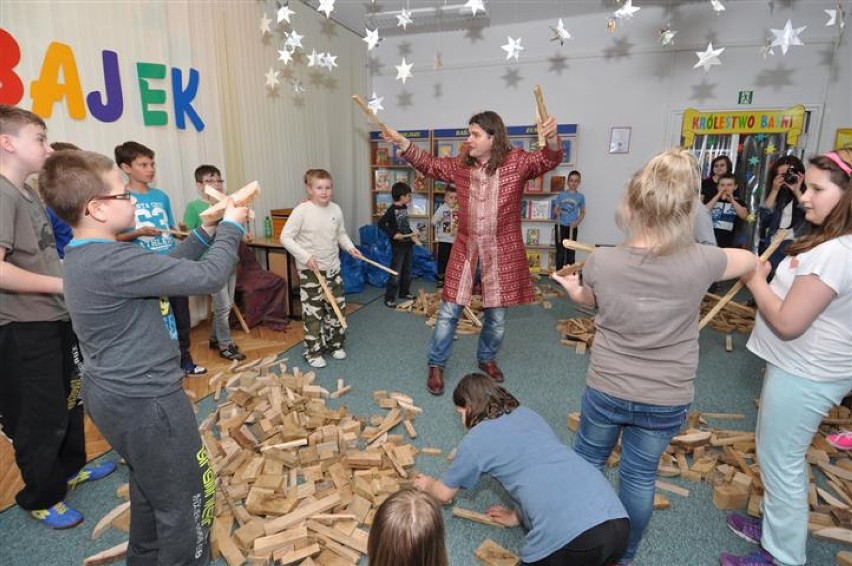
[609,127,631,154]
[835,128,852,149]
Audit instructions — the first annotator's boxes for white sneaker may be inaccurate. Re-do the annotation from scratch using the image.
[331,349,347,360]
[307,356,327,368]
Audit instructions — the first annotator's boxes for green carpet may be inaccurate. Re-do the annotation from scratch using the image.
[0,281,845,565]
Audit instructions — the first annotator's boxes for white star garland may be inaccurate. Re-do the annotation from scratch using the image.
[363,28,380,51]
[464,0,486,17]
[550,19,572,46]
[278,48,294,65]
[276,3,295,24]
[825,4,846,31]
[306,49,321,68]
[770,19,806,55]
[395,58,413,84]
[366,92,384,114]
[317,0,335,19]
[260,13,273,36]
[659,26,677,46]
[694,42,724,72]
[321,53,338,71]
[397,9,413,30]
[285,30,303,50]
[265,68,280,89]
[501,36,524,62]
[614,0,640,21]
[710,0,726,14]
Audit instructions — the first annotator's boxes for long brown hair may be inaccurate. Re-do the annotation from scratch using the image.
[452,373,520,429]
[464,111,513,176]
[787,148,852,255]
[367,488,448,566]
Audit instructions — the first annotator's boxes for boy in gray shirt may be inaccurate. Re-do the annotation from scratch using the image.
[40,149,248,565]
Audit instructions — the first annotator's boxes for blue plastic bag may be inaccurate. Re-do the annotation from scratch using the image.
[357,225,392,288]
[411,245,437,281]
[339,250,365,294]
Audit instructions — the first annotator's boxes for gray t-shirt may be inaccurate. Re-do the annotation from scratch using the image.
[444,407,627,562]
[0,175,67,324]
[584,244,727,405]
[62,223,243,397]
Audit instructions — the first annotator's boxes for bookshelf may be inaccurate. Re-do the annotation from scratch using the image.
[369,129,433,245]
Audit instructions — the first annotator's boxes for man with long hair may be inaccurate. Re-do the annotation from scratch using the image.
[383,111,562,395]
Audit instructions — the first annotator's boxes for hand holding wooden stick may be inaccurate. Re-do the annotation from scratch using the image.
[356,255,399,277]
[352,95,391,136]
[699,229,787,330]
[312,268,347,330]
[561,239,596,254]
[533,85,550,122]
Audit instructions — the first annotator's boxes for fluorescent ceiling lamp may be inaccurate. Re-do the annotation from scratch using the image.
[370,4,488,30]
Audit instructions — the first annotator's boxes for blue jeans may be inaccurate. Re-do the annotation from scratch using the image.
[427,300,505,368]
[574,387,690,561]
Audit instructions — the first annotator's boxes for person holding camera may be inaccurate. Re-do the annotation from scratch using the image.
[759,155,806,280]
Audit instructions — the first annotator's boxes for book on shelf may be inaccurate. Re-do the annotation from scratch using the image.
[561,139,573,164]
[550,175,566,192]
[437,141,455,158]
[410,194,428,216]
[374,169,391,191]
[528,199,551,220]
[375,193,393,215]
[526,176,543,193]
[526,228,540,246]
[391,145,406,165]
[434,180,449,193]
[375,147,390,166]
[392,169,411,186]
[413,173,427,192]
[526,251,543,272]
[548,252,556,271]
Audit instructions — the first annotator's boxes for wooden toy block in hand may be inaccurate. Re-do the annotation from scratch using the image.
[199,180,261,223]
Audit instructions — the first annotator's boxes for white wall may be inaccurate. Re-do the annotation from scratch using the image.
[369,2,851,246]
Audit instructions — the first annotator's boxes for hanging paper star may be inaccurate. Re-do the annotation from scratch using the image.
[433,50,443,71]
[550,19,572,46]
[755,133,768,142]
[366,92,384,114]
[306,49,321,67]
[395,58,413,84]
[659,25,677,46]
[501,36,524,62]
[397,9,413,30]
[694,42,724,72]
[614,0,640,21]
[317,0,335,18]
[285,30,303,50]
[464,0,486,16]
[291,78,305,94]
[748,156,760,166]
[260,13,273,36]
[770,20,806,55]
[825,5,846,31]
[278,48,294,65]
[321,53,338,70]
[710,0,726,13]
[764,143,778,155]
[276,3,295,24]
[760,38,775,59]
[265,68,280,89]
[363,28,381,51]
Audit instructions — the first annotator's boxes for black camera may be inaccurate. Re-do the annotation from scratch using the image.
[783,164,804,185]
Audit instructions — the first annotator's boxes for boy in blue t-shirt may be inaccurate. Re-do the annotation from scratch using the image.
[553,170,586,268]
[114,141,205,376]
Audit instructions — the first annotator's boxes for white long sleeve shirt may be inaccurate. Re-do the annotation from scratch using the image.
[280,200,355,272]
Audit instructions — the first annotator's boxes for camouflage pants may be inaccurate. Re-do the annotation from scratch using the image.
[299,269,346,358]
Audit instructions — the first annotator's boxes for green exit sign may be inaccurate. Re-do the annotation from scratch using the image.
[738,91,754,105]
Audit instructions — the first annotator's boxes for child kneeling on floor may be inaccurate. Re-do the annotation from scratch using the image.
[40,149,248,564]
[415,373,629,566]
[280,168,362,368]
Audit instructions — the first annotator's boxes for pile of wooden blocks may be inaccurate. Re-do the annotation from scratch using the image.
[532,283,563,310]
[700,293,755,335]
[396,290,484,335]
[557,317,595,354]
[85,357,431,566]
[568,407,852,556]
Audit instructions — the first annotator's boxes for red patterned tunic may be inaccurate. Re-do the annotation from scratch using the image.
[402,143,562,308]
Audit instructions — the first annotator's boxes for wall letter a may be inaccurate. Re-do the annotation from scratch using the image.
[31,42,86,119]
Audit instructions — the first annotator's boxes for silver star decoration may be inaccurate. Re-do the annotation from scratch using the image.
[285,30,303,50]
[321,53,338,70]
[306,49,321,67]
[710,0,726,13]
[278,47,294,65]
[433,50,443,71]
[265,68,280,89]
[760,38,775,59]
[825,5,846,31]
[276,3,295,24]
[614,0,640,21]
[317,0,335,18]
[363,28,380,51]
[694,42,724,72]
[770,20,806,55]
[659,26,677,46]
[550,19,572,46]
[366,92,384,114]
[464,0,486,17]
[260,13,273,36]
[397,9,413,30]
[501,36,524,62]
[291,78,305,94]
[395,58,413,84]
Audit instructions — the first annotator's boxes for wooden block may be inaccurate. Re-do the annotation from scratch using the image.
[671,430,712,447]
[837,551,852,566]
[713,483,749,510]
[654,493,671,510]
[307,519,369,554]
[567,412,581,433]
[91,501,131,540]
[474,539,520,566]
[725,334,733,352]
[402,419,417,439]
[83,542,129,566]
[272,543,321,565]
[452,507,505,528]
[234,520,267,553]
[264,492,342,536]
[814,527,852,545]
[655,480,690,498]
[420,447,442,456]
[575,341,587,355]
[748,494,763,518]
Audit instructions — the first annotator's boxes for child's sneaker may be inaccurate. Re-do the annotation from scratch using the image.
[331,349,347,360]
[401,293,416,301]
[384,300,397,308]
[307,356,327,368]
[30,501,83,529]
[67,460,117,489]
[183,362,208,376]
[719,548,775,565]
[219,344,246,361]
[827,431,852,451]
[726,513,762,545]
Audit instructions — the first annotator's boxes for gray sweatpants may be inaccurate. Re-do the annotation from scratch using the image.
[83,383,213,566]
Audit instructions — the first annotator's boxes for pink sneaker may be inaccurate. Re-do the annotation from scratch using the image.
[827,431,852,451]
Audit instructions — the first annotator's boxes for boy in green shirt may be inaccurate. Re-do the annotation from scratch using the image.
[183,165,245,360]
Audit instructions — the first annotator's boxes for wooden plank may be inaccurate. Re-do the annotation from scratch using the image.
[91,501,131,540]
[474,538,520,566]
[273,542,322,565]
[452,507,505,528]
[307,519,369,554]
[655,480,690,498]
[264,492,343,536]
[83,542,129,566]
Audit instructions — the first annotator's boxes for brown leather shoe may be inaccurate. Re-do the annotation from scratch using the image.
[478,360,504,383]
[427,366,445,396]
